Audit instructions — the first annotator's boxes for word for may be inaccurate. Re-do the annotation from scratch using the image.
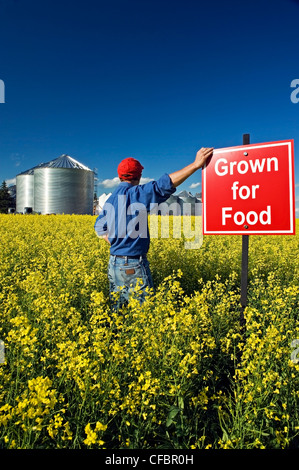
[291,339,299,364]
[231,181,259,200]
[104,454,194,466]
[95,198,203,249]
[290,79,299,104]
[0,80,4,103]
[0,340,4,364]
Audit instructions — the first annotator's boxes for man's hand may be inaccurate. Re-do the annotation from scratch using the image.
[96,233,110,244]
[193,147,214,170]
[169,147,214,188]
[102,234,110,244]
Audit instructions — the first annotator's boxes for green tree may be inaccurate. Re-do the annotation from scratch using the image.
[0,180,14,213]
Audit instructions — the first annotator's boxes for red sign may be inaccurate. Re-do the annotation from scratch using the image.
[202,140,295,235]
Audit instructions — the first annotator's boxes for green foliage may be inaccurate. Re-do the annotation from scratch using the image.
[0,181,14,214]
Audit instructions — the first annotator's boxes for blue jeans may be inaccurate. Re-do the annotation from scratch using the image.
[108,255,154,309]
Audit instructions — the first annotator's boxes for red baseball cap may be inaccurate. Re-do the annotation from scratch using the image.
[117,157,144,180]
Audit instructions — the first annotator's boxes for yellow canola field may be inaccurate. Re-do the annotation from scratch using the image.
[0,214,298,449]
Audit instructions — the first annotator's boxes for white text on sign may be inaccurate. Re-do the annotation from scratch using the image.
[215,156,278,227]
[222,206,271,226]
[214,156,278,176]
[203,140,295,235]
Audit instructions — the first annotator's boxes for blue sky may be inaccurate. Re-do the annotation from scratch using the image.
[0,0,298,215]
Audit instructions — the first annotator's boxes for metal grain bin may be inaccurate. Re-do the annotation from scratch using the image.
[16,173,34,213]
[177,191,197,216]
[164,194,181,215]
[33,155,94,215]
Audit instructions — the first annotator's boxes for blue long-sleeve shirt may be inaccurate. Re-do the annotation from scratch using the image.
[94,173,176,255]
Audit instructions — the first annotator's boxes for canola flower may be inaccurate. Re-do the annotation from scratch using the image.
[0,214,298,449]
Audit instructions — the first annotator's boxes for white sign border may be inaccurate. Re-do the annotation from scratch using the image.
[203,141,295,235]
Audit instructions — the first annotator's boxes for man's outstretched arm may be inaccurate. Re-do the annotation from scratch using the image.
[169,147,213,188]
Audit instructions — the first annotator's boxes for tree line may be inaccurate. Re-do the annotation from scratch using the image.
[0,180,15,213]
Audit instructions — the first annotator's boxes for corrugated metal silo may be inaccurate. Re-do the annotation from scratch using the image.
[177,191,197,216]
[165,194,181,215]
[16,172,34,213]
[33,154,94,215]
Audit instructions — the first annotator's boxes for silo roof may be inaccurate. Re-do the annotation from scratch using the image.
[44,154,92,170]
[17,163,46,176]
[17,154,93,176]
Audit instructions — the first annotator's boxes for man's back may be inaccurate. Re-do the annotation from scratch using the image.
[95,173,175,256]
[94,148,213,309]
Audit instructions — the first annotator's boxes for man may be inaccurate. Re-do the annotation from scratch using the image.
[94,147,213,309]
